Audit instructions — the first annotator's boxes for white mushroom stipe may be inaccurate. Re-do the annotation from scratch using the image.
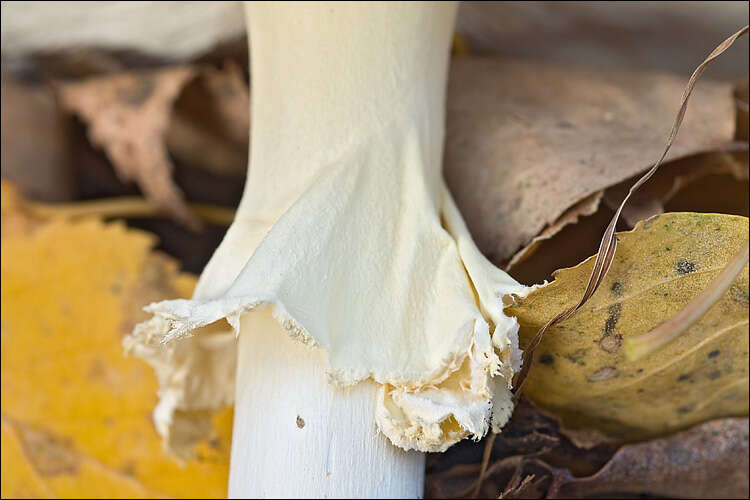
[124,0,532,491]
[230,310,425,498]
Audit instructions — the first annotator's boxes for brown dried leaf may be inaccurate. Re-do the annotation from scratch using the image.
[498,472,538,499]
[426,462,482,499]
[1,76,76,202]
[507,191,603,269]
[166,61,249,177]
[507,151,750,288]
[426,415,749,499]
[603,150,749,228]
[506,77,748,272]
[456,3,749,81]
[735,76,749,141]
[556,418,750,499]
[57,66,200,227]
[425,401,615,499]
[197,61,250,146]
[445,58,736,265]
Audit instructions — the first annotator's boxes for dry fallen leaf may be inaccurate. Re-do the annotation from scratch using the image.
[166,60,249,177]
[56,62,250,228]
[506,191,604,271]
[736,76,749,141]
[0,181,231,498]
[425,403,749,499]
[554,417,749,499]
[1,76,76,202]
[498,417,750,499]
[506,151,749,287]
[499,72,749,279]
[455,3,749,81]
[57,66,200,228]
[425,400,614,498]
[602,151,749,228]
[498,418,749,499]
[444,58,736,265]
[504,212,749,442]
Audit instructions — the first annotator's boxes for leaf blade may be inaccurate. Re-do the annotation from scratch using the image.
[505,212,749,441]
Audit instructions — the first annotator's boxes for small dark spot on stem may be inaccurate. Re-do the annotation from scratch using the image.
[610,281,623,296]
[708,350,720,359]
[677,373,691,382]
[539,354,554,365]
[676,406,693,414]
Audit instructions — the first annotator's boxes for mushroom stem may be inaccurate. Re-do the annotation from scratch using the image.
[225,2,456,496]
[229,310,424,498]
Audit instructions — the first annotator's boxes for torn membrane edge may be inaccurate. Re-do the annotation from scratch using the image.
[125,167,532,455]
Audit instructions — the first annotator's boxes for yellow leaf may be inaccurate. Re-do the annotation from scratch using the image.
[1,182,231,498]
[505,212,749,441]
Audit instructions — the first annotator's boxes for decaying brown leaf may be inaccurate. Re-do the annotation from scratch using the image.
[56,62,250,229]
[456,3,749,81]
[504,212,749,442]
[444,58,736,266]
[166,61,249,177]
[507,150,750,286]
[507,191,604,270]
[426,403,749,499]
[425,401,613,498]
[736,76,749,141]
[602,150,749,228]
[57,66,200,227]
[1,76,76,202]
[506,76,749,277]
[555,417,750,499]
[499,418,750,499]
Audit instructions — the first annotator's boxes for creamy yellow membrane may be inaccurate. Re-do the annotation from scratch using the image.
[125,1,530,454]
